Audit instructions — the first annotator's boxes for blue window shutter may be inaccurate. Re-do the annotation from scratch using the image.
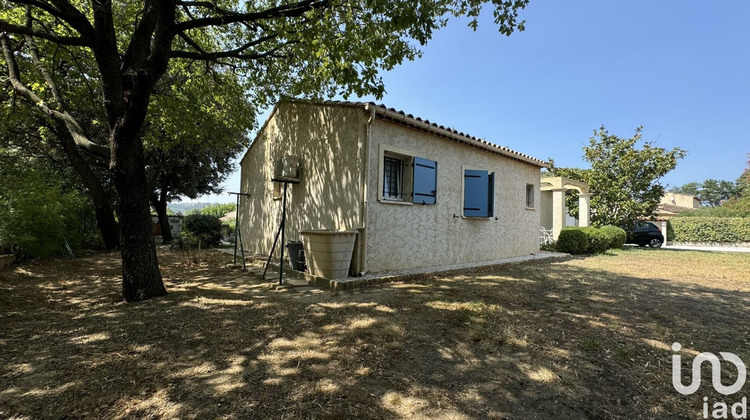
[413,157,437,205]
[488,172,495,217]
[464,170,489,217]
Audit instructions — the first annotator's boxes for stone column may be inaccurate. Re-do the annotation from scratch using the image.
[552,188,566,240]
[578,193,591,227]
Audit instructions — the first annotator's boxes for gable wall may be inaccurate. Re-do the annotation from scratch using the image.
[239,103,366,259]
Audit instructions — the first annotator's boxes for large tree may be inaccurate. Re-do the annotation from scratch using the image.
[547,126,686,227]
[1,0,528,301]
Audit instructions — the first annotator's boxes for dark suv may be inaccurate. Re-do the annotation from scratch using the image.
[626,221,664,248]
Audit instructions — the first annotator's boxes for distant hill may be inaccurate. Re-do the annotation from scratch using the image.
[167,202,218,214]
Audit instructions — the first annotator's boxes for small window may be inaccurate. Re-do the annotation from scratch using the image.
[383,156,404,200]
[464,169,494,217]
[526,184,535,208]
[378,146,437,205]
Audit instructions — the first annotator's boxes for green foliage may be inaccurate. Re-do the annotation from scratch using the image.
[671,182,700,197]
[598,225,627,249]
[666,220,675,242]
[547,126,686,227]
[677,207,750,218]
[670,218,750,243]
[0,154,101,259]
[671,179,739,207]
[196,203,237,218]
[556,228,589,255]
[737,153,750,196]
[581,227,608,254]
[723,196,750,213]
[555,226,626,255]
[171,231,199,250]
[182,214,222,248]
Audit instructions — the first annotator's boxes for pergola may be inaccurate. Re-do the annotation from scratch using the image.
[540,177,591,240]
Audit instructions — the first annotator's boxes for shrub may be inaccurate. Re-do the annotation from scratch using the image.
[599,225,627,249]
[0,162,100,259]
[670,217,750,243]
[578,227,604,253]
[556,228,589,255]
[555,226,626,254]
[182,214,222,248]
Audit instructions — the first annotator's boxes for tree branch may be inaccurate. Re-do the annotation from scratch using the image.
[0,20,88,46]
[174,0,329,32]
[90,0,125,127]
[7,0,95,40]
[25,35,63,105]
[173,32,279,60]
[46,0,95,38]
[170,43,290,61]
[1,34,110,159]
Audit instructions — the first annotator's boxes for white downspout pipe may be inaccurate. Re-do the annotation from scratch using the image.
[357,104,375,275]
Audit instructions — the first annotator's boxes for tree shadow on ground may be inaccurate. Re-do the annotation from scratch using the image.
[1,249,748,419]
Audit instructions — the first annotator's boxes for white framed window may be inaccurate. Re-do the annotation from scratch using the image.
[526,184,535,209]
[377,145,437,205]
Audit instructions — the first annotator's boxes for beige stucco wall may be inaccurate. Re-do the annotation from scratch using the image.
[365,119,542,272]
[660,192,701,209]
[239,103,366,262]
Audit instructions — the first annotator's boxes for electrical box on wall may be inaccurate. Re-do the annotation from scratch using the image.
[273,155,301,183]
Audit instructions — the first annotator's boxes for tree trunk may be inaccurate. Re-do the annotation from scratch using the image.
[112,124,167,302]
[150,192,173,244]
[57,123,120,250]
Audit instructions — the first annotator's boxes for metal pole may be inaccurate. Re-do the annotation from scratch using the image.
[279,182,288,285]
[262,223,282,279]
[233,192,240,265]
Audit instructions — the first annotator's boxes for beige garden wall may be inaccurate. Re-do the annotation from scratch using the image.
[239,102,366,261]
[365,119,542,272]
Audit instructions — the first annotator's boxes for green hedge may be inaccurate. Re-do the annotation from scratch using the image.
[556,226,627,255]
[670,217,750,243]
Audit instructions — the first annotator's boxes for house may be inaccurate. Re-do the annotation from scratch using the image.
[658,192,701,215]
[238,100,548,276]
[651,192,701,235]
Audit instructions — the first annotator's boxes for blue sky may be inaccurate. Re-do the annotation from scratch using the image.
[191,0,750,204]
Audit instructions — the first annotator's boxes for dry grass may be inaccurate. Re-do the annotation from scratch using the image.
[1,247,749,419]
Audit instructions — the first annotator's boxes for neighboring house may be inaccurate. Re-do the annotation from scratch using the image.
[659,192,701,214]
[239,100,548,276]
[651,192,701,235]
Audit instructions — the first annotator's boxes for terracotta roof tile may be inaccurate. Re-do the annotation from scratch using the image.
[657,203,694,214]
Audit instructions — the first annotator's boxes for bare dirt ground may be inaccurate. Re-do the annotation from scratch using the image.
[1,248,749,419]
